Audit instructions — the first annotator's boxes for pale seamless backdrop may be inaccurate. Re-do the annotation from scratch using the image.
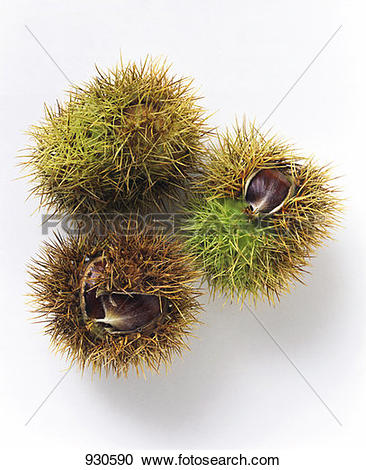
[1,1,365,469]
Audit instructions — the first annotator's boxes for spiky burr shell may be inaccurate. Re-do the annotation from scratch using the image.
[24,57,209,215]
[184,120,342,304]
[28,229,202,377]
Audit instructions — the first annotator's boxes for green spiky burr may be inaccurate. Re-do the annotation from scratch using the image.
[24,57,209,215]
[28,227,202,377]
[183,120,342,304]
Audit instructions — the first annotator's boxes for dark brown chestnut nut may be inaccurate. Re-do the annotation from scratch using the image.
[80,257,166,334]
[245,168,294,214]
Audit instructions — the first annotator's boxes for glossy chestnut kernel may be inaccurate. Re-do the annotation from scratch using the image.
[80,257,166,333]
[99,293,166,332]
[245,168,292,214]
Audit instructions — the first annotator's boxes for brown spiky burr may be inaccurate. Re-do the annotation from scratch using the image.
[28,227,202,377]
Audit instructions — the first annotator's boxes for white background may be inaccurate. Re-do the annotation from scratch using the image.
[1,0,365,468]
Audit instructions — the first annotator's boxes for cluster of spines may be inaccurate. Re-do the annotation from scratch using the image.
[29,229,202,377]
[185,121,342,303]
[24,55,342,376]
[24,57,210,215]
